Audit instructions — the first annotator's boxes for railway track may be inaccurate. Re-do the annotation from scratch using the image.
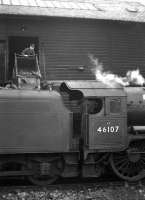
[0,177,144,199]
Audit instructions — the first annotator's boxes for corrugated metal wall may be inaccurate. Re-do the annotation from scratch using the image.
[39,18,110,80]
[1,17,145,81]
[110,23,145,77]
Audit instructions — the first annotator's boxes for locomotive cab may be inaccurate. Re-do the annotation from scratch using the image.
[84,93,128,152]
[62,81,129,179]
[61,81,128,152]
[83,86,127,151]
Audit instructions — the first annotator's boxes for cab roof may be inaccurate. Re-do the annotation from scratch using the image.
[62,81,126,97]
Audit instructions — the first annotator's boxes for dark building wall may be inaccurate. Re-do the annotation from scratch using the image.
[0,17,145,81]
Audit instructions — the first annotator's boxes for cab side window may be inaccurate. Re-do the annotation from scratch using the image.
[87,98,103,115]
[110,98,121,113]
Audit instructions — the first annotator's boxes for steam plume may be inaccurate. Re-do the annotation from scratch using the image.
[89,55,145,87]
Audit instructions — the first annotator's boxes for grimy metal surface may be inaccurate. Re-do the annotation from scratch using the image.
[0,89,71,153]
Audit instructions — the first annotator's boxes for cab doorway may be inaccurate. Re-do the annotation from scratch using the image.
[8,36,39,80]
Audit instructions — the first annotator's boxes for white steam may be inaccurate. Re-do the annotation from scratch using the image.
[89,55,145,87]
[126,69,145,86]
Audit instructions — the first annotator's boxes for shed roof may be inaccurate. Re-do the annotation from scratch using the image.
[0,0,145,23]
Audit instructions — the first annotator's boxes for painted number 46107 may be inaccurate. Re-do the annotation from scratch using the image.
[97,126,119,134]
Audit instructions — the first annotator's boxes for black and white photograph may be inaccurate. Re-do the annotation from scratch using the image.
[0,0,145,199]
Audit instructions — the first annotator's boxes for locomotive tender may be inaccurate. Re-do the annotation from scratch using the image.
[0,80,145,185]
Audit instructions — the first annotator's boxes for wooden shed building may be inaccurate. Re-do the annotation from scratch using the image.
[0,0,145,83]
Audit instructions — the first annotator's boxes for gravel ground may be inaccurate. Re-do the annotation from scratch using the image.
[0,182,145,200]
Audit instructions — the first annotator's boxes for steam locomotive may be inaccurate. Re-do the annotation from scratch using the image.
[0,55,145,185]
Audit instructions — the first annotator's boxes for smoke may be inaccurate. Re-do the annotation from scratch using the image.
[126,69,145,86]
[89,55,145,87]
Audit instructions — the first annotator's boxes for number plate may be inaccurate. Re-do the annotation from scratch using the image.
[97,125,120,134]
